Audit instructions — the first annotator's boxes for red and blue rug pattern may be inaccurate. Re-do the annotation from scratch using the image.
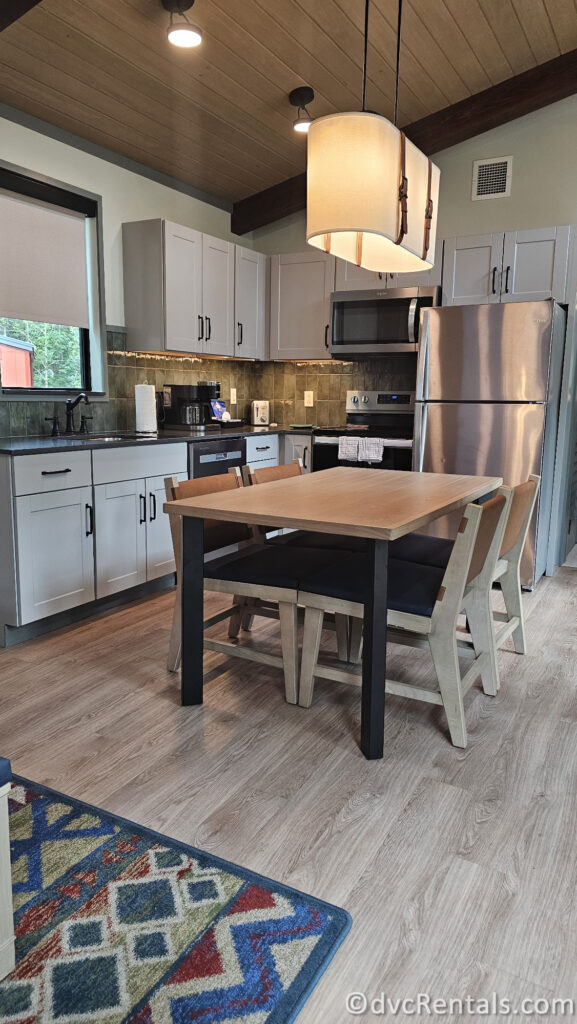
[1,778,351,1023]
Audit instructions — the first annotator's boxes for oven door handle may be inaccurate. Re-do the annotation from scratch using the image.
[408,297,419,345]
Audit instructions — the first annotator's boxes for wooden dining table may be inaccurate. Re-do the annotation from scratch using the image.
[164,467,501,760]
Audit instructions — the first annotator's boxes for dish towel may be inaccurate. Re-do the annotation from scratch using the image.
[358,437,385,463]
[338,436,359,462]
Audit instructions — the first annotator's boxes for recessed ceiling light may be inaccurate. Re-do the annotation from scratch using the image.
[162,0,202,48]
[289,86,315,134]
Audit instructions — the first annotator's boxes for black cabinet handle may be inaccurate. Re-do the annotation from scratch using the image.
[85,504,94,537]
[198,315,204,341]
[255,446,270,452]
[149,492,157,521]
[504,266,510,293]
[303,446,308,469]
[139,494,146,524]
[205,316,211,341]
[492,267,497,294]
[324,323,329,349]
[41,468,71,476]
[237,322,243,346]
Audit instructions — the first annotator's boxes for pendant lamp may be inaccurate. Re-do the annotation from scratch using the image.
[306,0,440,273]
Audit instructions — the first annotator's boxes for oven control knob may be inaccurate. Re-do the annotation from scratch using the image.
[361,395,369,404]
[351,395,359,404]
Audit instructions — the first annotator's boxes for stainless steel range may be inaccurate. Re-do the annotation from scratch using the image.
[312,390,415,472]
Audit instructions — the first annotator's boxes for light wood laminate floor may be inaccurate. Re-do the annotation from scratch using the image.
[1,571,577,1022]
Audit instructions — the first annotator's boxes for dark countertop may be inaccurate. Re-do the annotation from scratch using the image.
[0,424,316,456]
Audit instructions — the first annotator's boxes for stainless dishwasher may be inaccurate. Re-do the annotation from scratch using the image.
[189,436,246,478]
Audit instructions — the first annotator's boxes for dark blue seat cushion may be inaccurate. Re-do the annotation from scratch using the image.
[205,544,339,590]
[267,530,368,553]
[389,533,453,570]
[299,555,445,618]
[0,757,11,788]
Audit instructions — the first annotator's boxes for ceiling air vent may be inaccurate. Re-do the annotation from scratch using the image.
[472,156,512,200]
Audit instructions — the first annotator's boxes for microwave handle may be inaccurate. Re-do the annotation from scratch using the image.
[408,297,419,345]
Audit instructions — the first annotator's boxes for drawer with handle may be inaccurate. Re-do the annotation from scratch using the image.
[245,434,279,464]
[13,451,92,496]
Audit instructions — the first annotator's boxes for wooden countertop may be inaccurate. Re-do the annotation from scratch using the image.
[164,467,502,541]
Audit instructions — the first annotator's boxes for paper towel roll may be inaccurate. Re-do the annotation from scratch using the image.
[135,384,157,434]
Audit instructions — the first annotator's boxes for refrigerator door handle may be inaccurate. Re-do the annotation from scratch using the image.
[412,402,426,471]
[415,314,430,401]
[408,298,418,344]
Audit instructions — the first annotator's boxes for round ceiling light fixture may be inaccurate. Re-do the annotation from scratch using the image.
[162,0,202,48]
[289,86,315,134]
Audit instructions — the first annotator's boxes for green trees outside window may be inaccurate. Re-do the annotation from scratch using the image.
[0,316,83,390]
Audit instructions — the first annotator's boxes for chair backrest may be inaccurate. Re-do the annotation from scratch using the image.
[466,489,512,585]
[164,467,251,561]
[244,459,304,487]
[499,474,540,561]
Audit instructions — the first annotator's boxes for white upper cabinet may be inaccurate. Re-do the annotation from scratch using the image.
[202,233,235,357]
[501,226,570,303]
[269,251,336,360]
[334,260,385,291]
[164,222,203,352]
[442,234,504,305]
[234,245,266,359]
[443,227,570,306]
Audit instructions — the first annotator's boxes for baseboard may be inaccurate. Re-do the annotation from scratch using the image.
[0,574,176,648]
[0,934,15,981]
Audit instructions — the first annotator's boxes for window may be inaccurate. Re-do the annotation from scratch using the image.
[0,165,105,394]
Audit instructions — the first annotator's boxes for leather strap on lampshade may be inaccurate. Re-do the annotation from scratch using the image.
[422,157,434,260]
[395,131,408,246]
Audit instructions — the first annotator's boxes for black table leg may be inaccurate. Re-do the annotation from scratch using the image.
[361,538,388,759]
[181,516,205,706]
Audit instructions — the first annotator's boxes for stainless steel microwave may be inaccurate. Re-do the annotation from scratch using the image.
[330,286,440,358]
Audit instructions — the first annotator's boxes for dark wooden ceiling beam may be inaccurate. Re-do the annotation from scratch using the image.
[232,48,577,236]
[0,0,44,32]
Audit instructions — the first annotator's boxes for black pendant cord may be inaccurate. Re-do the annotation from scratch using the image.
[394,0,403,126]
[362,0,370,111]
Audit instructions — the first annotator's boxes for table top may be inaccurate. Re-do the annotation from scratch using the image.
[164,468,502,541]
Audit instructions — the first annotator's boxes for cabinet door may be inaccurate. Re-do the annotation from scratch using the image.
[386,239,444,290]
[94,479,147,598]
[146,473,186,581]
[270,252,336,360]
[203,234,234,357]
[164,221,203,353]
[501,226,570,303]
[334,259,384,291]
[442,234,503,305]
[283,433,312,472]
[234,246,266,359]
[16,487,95,624]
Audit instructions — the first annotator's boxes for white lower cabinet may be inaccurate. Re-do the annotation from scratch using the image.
[16,487,95,624]
[146,474,185,580]
[283,433,312,472]
[245,435,279,467]
[94,479,148,598]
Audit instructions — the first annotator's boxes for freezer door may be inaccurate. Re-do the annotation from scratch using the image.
[424,302,554,402]
[420,402,546,587]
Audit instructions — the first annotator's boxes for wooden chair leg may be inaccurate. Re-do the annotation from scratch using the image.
[278,601,299,705]
[335,614,349,661]
[228,596,243,638]
[499,566,527,654]
[167,586,182,673]
[241,598,256,631]
[466,590,499,695]
[349,617,363,664]
[299,607,325,708]
[428,631,467,748]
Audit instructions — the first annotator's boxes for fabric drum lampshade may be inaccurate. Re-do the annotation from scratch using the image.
[306,111,440,274]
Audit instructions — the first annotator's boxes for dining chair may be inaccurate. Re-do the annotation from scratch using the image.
[297,491,511,747]
[0,756,15,981]
[165,469,338,704]
[388,475,541,655]
[243,458,352,660]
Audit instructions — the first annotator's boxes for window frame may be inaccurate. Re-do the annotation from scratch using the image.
[0,160,107,400]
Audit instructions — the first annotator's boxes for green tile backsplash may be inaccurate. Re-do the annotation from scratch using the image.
[0,329,417,436]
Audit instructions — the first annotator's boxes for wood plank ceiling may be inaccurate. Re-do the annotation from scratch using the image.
[1,0,577,206]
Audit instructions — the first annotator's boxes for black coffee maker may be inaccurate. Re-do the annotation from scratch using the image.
[162,382,220,428]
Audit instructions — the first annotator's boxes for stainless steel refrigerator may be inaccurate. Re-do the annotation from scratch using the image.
[414,300,567,587]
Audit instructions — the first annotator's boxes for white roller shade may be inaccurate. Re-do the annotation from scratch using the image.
[0,191,89,328]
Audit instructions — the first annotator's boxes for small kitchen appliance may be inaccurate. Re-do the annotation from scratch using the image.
[251,400,270,426]
[330,286,440,358]
[163,382,220,429]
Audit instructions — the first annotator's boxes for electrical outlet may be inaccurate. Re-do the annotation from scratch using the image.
[304,390,314,408]
[163,386,171,407]
[230,387,237,405]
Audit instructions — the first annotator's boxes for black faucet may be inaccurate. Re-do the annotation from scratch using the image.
[65,393,90,434]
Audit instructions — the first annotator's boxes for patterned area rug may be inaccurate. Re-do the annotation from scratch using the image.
[1,778,351,1023]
